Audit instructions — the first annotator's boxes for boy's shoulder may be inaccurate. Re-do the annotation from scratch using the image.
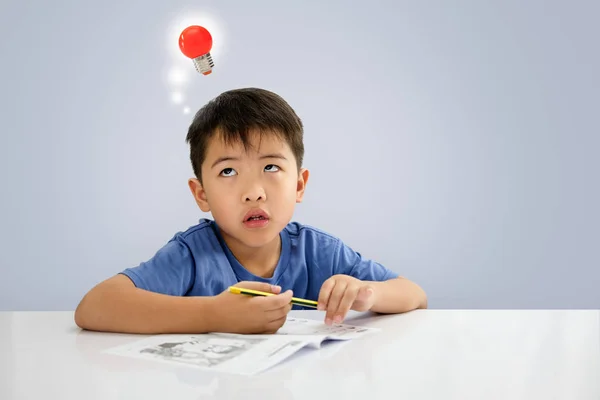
[283,220,341,243]
[172,218,216,240]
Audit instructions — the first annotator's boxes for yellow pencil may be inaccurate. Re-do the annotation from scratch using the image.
[228,286,319,308]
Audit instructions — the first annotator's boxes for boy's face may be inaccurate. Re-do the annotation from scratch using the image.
[188,130,309,249]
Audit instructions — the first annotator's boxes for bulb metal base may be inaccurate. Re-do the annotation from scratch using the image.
[192,53,214,75]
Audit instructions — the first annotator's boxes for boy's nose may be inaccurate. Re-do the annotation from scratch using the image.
[245,194,264,202]
[242,186,267,202]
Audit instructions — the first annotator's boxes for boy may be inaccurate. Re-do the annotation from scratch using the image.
[74,88,427,335]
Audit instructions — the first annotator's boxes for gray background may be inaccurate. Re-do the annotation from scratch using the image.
[1,0,598,311]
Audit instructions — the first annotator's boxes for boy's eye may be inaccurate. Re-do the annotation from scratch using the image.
[220,168,237,177]
[265,164,280,172]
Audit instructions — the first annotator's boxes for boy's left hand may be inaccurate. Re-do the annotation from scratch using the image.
[317,274,375,325]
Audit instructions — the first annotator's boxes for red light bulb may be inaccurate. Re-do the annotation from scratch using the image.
[178,25,214,75]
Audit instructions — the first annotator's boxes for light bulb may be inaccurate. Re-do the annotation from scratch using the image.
[178,25,214,75]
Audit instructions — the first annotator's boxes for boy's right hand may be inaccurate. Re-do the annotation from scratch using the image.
[211,282,293,334]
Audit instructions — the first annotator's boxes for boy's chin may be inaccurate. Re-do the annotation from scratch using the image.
[238,228,280,248]
[219,222,281,248]
[238,226,281,248]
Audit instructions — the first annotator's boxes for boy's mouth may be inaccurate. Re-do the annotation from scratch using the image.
[247,215,266,221]
[243,209,270,227]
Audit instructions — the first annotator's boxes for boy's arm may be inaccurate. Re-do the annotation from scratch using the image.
[368,276,427,313]
[74,274,218,334]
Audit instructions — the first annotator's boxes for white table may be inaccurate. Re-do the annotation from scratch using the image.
[1,310,598,400]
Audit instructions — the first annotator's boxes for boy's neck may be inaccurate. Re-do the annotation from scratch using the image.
[222,233,282,279]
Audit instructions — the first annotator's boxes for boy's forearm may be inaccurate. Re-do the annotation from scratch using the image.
[75,281,218,334]
[369,277,427,314]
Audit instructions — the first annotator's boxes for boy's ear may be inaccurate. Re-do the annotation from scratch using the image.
[296,168,310,203]
[188,178,211,212]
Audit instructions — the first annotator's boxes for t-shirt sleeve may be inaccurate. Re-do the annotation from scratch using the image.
[332,239,399,282]
[119,238,195,296]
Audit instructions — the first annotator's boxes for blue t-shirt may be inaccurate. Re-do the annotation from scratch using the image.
[120,218,398,309]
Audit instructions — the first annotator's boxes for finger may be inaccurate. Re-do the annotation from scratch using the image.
[357,286,374,303]
[353,286,375,311]
[334,285,359,323]
[317,278,336,311]
[234,281,281,294]
[265,314,288,333]
[255,289,293,310]
[265,302,292,323]
[325,281,347,324]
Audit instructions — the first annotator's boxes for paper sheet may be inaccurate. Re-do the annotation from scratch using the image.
[247,317,380,348]
[276,317,379,338]
[104,333,308,376]
[103,318,379,375]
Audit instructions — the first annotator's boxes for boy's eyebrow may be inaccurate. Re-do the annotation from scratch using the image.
[211,153,288,169]
[211,156,239,169]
